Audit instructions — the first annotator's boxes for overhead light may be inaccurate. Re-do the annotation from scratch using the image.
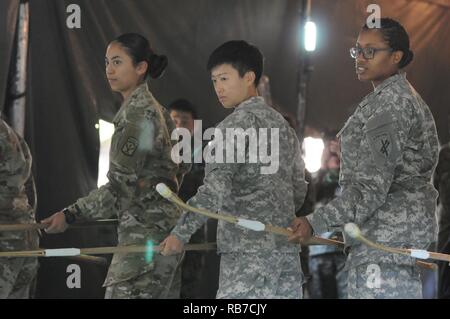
[304,21,317,52]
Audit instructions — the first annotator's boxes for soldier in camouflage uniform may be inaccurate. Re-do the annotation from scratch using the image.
[161,40,307,299]
[43,33,188,299]
[434,143,450,298]
[290,18,439,298]
[0,118,39,298]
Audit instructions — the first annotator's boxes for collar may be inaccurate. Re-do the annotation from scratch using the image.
[234,96,265,110]
[123,82,149,106]
[373,72,406,94]
[358,72,406,109]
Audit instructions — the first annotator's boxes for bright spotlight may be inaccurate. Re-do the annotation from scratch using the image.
[303,137,324,173]
[304,21,317,52]
[97,120,114,187]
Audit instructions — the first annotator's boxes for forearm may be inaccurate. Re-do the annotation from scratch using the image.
[171,164,233,242]
[67,183,119,220]
[307,186,361,234]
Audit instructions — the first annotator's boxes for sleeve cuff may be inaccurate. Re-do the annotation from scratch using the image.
[306,208,329,235]
[62,208,76,224]
[66,203,82,217]
[170,226,192,244]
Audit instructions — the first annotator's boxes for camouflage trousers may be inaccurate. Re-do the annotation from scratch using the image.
[104,253,183,299]
[0,257,38,299]
[347,262,422,299]
[216,252,304,299]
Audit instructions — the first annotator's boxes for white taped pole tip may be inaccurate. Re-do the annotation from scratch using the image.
[344,223,361,239]
[236,219,265,231]
[156,183,172,199]
[44,248,81,257]
[410,249,430,260]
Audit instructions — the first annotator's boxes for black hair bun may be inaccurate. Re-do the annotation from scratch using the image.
[400,49,414,68]
[406,49,414,65]
[149,54,168,78]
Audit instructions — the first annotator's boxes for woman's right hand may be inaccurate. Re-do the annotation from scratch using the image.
[287,216,312,243]
[160,235,184,256]
[41,211,69,233]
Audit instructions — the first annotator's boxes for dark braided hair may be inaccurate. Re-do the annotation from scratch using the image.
[113,33,168,79]
[363,18,413,68]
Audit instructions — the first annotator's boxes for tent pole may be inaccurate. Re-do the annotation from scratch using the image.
[9,0,29,137]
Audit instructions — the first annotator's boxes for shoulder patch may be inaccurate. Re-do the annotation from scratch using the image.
[121,137,139,156]
[365,112,400,166]
[372,132,392,158]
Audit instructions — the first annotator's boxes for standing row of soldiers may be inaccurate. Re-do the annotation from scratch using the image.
[1,17,442,298]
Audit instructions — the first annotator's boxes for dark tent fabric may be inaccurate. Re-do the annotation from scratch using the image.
[26,1,111,298]
[0,0,19,113]
[0,0,448,298]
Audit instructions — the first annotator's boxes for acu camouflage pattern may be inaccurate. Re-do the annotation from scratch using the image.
[347,263,421,299]
[67,83,189,295]
[0,119,38,298]
[104,253,183,299]
[171,96,307,298]
[217,252,303,299]
[307,73,439,298]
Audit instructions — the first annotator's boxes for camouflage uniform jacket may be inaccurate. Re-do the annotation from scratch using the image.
[307,73,439,268]
[0,119,38,251]
[67,83,188,285]
[171,96,307,254]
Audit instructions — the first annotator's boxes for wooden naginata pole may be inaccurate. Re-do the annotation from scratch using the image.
[155,184,436,270]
